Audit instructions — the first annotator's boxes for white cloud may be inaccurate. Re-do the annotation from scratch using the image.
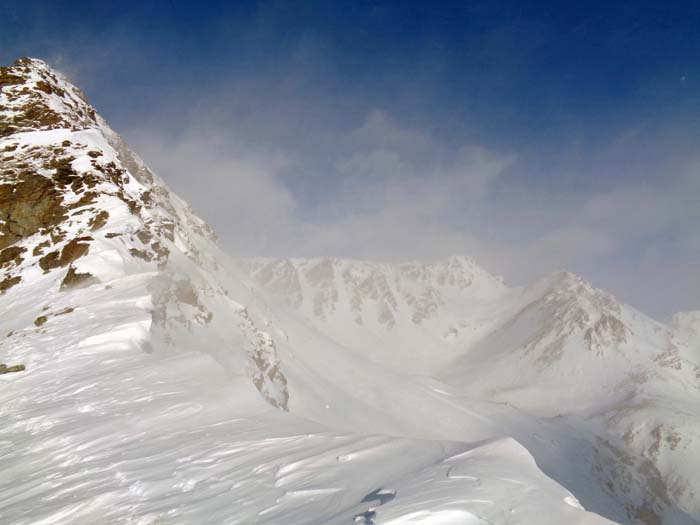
[129,131,300,256]
[127,110,700,319]
[582,187,672,236]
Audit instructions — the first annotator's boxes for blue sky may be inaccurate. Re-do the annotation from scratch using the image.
[2,1,699,318]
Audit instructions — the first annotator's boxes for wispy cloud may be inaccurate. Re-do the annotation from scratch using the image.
[127,108,699,320]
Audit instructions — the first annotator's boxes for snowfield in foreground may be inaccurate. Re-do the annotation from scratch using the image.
[0,252,608,525]
[1,58,699,524]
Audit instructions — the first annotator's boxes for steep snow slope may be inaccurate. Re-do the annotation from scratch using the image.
[0,57,696,524]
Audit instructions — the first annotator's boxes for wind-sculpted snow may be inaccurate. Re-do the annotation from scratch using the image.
[0,263,608,523]
[1,57,699,524]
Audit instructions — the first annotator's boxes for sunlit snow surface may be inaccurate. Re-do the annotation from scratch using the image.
[0,265,612,524]
[1,58,699,524]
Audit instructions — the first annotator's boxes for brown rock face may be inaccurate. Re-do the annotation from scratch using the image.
[0,363,25,374]
[0,172,68,250]
[60,266,96,290]
[0,57,97,138]
[88,210,109,231]
[0,275,21,293]
[0,246,25,268]
[38,237,92,272]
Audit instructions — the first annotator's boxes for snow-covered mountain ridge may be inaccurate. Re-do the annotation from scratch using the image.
[1,57,698,524]
[245,256,699,410]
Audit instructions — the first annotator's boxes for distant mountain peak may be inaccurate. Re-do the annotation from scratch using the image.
[243,254,508,331]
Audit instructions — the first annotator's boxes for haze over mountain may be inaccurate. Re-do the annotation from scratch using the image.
[3,2,699,322]
[1,57,699,525]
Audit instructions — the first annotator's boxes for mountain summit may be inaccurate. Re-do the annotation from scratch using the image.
[1,58,698,524]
